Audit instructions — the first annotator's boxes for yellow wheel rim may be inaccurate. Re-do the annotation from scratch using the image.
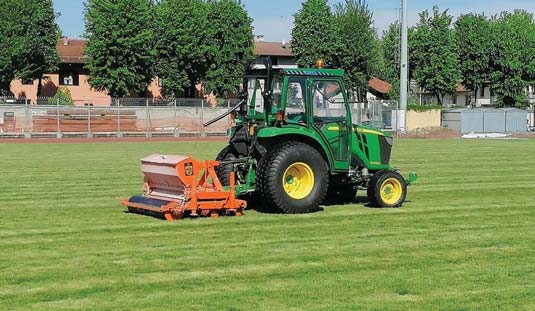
[380,177,403,205]
[282,162,315,200]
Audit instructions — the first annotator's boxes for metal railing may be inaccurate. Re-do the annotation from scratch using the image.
[0,97,397,138]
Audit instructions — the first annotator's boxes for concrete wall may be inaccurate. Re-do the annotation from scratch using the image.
[406,109,441,132]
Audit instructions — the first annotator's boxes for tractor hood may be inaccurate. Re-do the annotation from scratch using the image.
[352,125,393,167]
[353,125,392,138]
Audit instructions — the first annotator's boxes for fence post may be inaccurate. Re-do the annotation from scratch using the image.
[375,102,378,127]
[227,100,231,137]
[201,99,206,137]
[145,98,151,138]
[396,102,400,139]
[173,99,179,137]
[87,100,93,138]
[358,102,362,125]
[56,98,62,138]
[117,98,123,138]
[24,98,31,139]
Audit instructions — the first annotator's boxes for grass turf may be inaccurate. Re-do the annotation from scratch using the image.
[0,139,534,310]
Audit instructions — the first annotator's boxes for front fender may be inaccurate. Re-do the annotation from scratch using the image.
[257,126,335,170]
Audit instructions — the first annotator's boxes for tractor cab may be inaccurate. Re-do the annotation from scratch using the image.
[238,60,384,173]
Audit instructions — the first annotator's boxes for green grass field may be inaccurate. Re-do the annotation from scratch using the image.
[1,138,534,310]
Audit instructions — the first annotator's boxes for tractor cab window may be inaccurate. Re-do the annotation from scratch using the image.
[312,80,346,123]
[285,77,307,124]
[248,77,283,115]
[248,78,265,114]
[272,77,282,113]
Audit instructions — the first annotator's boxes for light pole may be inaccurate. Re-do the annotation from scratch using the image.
[399,0,408,132]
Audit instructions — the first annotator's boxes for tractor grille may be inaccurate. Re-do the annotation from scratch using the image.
[379,136,393,165]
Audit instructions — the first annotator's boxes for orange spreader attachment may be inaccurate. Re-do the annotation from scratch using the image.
[122,154,247,220]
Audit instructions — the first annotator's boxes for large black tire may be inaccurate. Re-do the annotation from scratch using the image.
[326,183,358,204]
[367,170,407,207]
[215,145,237,186]
[257,142,329,214]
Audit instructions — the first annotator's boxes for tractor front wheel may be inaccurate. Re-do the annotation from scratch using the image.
[367,170,407,207]
[257,142,329,214]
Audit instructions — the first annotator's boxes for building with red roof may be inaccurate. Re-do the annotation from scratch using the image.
[9,38,394,106]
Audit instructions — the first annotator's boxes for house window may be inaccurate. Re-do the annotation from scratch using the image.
[21,78,34,85]
[59,72,79,86]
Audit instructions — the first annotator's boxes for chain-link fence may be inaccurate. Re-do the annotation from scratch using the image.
[0,97,397,138]
[351,100,400,131]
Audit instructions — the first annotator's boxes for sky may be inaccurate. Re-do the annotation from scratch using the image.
[54,0,535,41]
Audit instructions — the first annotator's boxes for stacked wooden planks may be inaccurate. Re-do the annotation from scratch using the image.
[32,109,139,133]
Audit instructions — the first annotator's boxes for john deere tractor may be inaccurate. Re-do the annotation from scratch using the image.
[205,59,416,214]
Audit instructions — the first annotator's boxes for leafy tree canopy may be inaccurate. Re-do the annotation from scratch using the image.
[155,0,209,98]
[379,21,401,100]
[380,21,400,84]
[203,0,254,97]
[455,13,493,103]
[291,0,340,68]
[84,0,156,98]
[411,6,460,104]
[0,0,60,95]
[49,86,74,105]
[334,0,381,101]
[489,10,535,107]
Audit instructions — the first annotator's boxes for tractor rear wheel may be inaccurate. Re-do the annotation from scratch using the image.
[367,170,407,207]
[257,142,329,214]
[215,145,237,186]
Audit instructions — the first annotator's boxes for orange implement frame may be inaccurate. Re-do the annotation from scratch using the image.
[122,156,247,221]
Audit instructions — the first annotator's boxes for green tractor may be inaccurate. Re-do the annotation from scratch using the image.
[205,59,416,214]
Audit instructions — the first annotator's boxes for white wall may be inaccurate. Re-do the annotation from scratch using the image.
[475,86,492,107]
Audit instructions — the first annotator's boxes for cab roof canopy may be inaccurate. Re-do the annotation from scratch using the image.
[244,67,345,79]
[282,68,344,77]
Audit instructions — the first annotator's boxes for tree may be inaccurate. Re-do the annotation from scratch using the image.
[334,0,381,101]
[489,11,535,107]
[0,0,60,96]
[203,0,254,97]
[49,87,74,105]
[455,14,493,105]
[0,0,18,94]
[17,0,61,96]
[84,0,156,98]
[411,7,460,105]
[291,0,339,68]
[155,0,209,98]
[380,21,401,100]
